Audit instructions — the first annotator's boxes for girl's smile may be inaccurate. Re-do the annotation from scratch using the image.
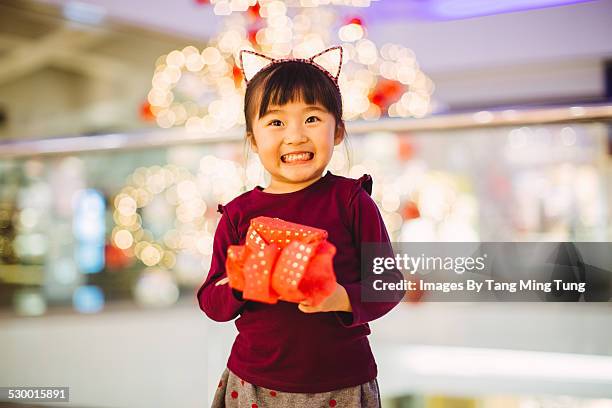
[280,151,314,164]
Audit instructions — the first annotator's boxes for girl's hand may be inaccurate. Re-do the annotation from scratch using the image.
[216,277,353,314]
[298,282,353,314]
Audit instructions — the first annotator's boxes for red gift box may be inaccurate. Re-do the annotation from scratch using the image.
[226,216,337,305]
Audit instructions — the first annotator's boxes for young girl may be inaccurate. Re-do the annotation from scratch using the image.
[197,46,405,408]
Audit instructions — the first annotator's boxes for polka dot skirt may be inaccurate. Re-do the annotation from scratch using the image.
[211,367,381,407]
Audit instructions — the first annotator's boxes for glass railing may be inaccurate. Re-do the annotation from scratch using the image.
[1,104,610,315]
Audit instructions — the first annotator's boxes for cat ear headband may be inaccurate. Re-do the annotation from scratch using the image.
[238,45,343,93]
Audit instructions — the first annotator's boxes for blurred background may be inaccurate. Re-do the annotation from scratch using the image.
[0,0,611,407]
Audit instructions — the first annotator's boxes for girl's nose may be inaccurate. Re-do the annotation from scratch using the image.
[283,124,308,144]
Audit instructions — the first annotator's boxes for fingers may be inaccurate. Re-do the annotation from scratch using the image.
[215,277,230,286]
[298,300,320,313]
[298,303,315,313]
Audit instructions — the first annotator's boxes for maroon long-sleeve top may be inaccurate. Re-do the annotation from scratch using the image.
[196,172,405,393]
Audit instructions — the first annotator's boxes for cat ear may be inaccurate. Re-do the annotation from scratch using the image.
[309,46,343,81]
[239,50,275,83]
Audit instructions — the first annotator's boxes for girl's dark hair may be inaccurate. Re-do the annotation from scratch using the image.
[243,61,345,140]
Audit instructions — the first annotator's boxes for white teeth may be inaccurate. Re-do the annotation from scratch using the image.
[282,152,313,163]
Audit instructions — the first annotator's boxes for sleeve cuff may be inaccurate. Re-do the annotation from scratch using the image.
[231,287,245,302]
[334,282,361,328]
[219,283,247,316]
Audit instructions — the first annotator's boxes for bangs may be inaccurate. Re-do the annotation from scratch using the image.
[251,61,342,121]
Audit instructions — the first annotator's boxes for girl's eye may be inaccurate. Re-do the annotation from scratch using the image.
[268,119,283,127]
[306,116,321,123]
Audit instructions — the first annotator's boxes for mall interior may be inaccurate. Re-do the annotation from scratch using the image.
[0,0,611,407]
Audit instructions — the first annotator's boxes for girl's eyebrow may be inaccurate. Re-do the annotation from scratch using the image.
[262,106,326,117]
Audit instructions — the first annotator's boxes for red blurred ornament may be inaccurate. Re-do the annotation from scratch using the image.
[232,64,244,87]
[488,170,511,200]
[401,201,420,220]
[247,29,258,46]
[382,80,403,98]
[370,91,385,108]
[105,243,133,270]
[368,79,403,111]
[345,16,364,27]
[398,137,415,161]
[247,2,261,19]
[194,0,210,4]
[139,101,155,122]
[403,279,425,303]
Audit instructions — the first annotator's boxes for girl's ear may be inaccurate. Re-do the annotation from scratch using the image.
[247,132,259,153]
[333,124,345,146]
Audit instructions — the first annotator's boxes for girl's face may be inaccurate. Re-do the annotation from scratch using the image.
[249,99,343,193]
